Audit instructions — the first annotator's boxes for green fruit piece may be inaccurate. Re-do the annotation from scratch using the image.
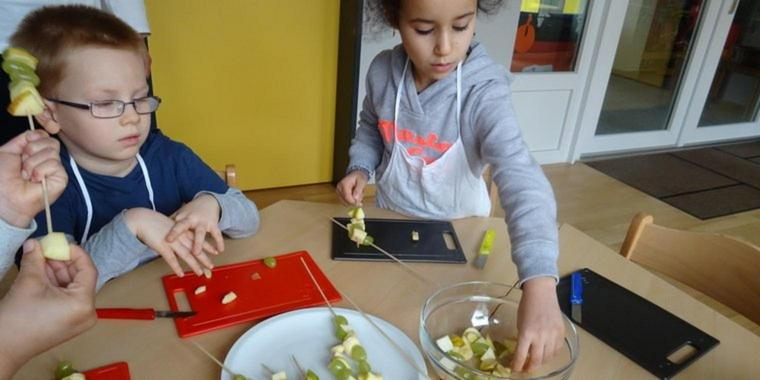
[334,315,348,326]
[450,334,465,347]
[358,360,371,374]
[2,47,38,69]
[305,370,320,380]
[447,350,465,362]
[54,360,76,380]
[471,341,490,357]
[350,345,367,361]
[263,256,277,268]
[336,368,354,380]
[335,324,349,340]
[233,375,247,380]
[8,67,40,86]
[2,59,33,75]
[361,235,373,246]
[493,340,507,357]
[328,357,348,375]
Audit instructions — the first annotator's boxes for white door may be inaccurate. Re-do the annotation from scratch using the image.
[572,0,756,159]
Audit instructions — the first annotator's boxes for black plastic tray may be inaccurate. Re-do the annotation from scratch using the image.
[557,268,719,379]
[331,218,466,263]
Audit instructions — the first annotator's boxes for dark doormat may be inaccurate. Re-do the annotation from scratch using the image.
[587,140,760,219]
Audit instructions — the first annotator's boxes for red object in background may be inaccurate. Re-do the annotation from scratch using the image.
[511,41,577,72]
[515,14,536,53]
[83,362,130,380]
[162,251,342,338]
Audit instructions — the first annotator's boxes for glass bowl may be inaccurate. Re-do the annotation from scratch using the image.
[420,281,579,379]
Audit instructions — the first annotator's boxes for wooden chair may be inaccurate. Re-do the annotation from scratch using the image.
[215,164,237,187]
[620,212,760,326]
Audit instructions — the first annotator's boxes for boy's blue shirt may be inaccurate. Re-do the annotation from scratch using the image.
[30,129,228,244]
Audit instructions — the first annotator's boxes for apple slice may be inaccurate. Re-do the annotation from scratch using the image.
[8,89,44,116]
[2,47,38,69]
[40,232,70,261]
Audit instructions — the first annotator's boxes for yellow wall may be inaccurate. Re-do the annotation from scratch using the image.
[144,1,339,190]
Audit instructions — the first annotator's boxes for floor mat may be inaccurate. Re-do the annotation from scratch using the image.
[587,141,760,219]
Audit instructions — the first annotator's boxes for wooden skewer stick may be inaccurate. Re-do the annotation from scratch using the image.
[330,217,439,287]
[189,340,253,380]
[291,355,306,378]
[339,290,429,379]
[27,114,53,234]
[299,258,429,379]
[299,257,338,319]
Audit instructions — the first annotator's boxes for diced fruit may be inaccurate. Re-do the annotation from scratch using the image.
[8,67,40,86]
[358,372,382,380]
[493,364,512,376]
[221,291,237,304]
[450,334,465,347]
[40,232,70,260]
[233,375,247,380]
[55,360,76,379]
[328,357,349,375]
[350,228,367,243]
[194,285,206,295]
[9,80,36,100]
[342,332,360,353]
[463,327,481,343]
[263,256,277,268]
[305,370,319,380]
[358,359,372,374]
[2,47,38,69]
[436,335,454,352]
[411,230,419,241]
[471,341,490,357]
[334,315,349,326]
[8,89,44,116]
[271,372,286,380]
[361,235,373,246]
[447,350,465,362]
[350,345,367,361]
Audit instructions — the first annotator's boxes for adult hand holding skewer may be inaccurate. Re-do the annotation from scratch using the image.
[0,130,66,229]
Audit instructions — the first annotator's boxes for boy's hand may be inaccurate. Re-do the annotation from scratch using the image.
[165,194,224,256]
[336,170,368,206]
[124,208,216,277]
[0,130,67,228]
[512,276,565,372]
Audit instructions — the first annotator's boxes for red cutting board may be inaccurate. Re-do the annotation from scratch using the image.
[162,250,341,338]
[82,362,130,379]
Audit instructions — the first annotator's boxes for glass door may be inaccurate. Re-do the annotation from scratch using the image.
[573,0,739,158]
[679,0,760,144]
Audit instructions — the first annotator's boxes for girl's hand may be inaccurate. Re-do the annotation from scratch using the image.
[512,277,565,372]
[125,208,216,276]
[165,194,224,256]
[336,170,368,206]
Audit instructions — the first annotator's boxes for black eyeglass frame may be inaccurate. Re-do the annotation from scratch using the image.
[46,96,162,119]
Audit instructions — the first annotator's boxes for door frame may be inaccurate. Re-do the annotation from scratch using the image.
[570,0,735,160]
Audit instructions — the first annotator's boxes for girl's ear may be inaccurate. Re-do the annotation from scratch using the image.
[35,99,61,134]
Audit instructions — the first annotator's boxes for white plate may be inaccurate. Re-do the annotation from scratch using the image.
[222,307,428,379]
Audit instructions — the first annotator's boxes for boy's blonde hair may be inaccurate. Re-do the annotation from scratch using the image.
[10,5,149,97]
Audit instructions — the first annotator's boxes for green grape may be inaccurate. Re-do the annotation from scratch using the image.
[54,361,76,380]
[350,345,367,361]
[328,357,348,375]
[358,360,372,374]
[305,369,320,380]
[471,341,490,357]
[334,315,349,326]
[233,375,247,380]
[336,368,354,380]
[361,235,374,246]
[263,256,277,268]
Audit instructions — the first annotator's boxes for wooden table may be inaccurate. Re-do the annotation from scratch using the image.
[16,200,760,379]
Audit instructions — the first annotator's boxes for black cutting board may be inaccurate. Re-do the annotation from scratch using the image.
[331,218,466,263]
[557,268,719,379]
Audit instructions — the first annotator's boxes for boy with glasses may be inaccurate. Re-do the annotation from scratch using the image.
[12,5,259,289]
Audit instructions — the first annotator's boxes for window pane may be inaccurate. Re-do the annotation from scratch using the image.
[698,1,760,127]
[511,0,590,73]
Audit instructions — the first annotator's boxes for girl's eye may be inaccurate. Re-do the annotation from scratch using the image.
[415,28,433,35]
[453,24,469,32]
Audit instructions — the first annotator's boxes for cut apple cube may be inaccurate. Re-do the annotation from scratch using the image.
[40,232,70,261]
[221,291,237,304]
[8,89,44,116]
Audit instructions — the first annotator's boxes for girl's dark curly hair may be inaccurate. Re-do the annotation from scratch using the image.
[369,0,504,29]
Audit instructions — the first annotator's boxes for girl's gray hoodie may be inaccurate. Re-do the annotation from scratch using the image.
[347,42,558,282]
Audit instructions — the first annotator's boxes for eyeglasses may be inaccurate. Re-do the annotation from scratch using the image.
[47,96,161,119]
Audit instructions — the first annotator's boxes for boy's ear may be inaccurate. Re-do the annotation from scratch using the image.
[35,99,61,134]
